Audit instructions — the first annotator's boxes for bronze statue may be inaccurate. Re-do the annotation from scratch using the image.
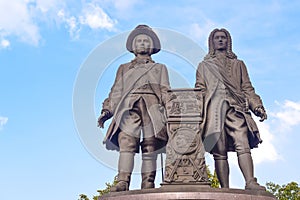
[195,28,267,190]
[98,25,170,191]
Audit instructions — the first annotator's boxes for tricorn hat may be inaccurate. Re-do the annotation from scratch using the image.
[126,24,161,54]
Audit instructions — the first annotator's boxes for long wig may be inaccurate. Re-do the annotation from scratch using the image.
[205,28,237,60]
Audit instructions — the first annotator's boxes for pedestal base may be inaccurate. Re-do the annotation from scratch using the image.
[98,185,276,200]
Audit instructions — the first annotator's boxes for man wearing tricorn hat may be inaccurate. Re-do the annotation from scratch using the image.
[98,25,170,191]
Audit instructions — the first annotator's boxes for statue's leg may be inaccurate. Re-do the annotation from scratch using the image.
[237,152,265,190]
[110,151,135,192]
[237,150,253,183]
[139,96,159,189]
[209,100,230,188]
[212,138,229,188]
[226,108,265,191]
[141,138,158,189]
[113,102,143,192]
[111,132,139,192]
[214,159,229,188]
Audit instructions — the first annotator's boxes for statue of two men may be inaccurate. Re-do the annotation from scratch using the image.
[98,25,267,191]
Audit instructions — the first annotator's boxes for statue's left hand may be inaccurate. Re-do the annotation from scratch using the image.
[254,106,267,122]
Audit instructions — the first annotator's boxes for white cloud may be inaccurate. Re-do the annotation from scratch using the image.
[34,0,62,13]
[0,0,41,46]
[79,3,117,30]
[57,9,80,40]
[0,1,117,46]
[190,22,215,40]
[188,20,216,48]
[1,39,10,48]
[111,0,140,12]
[0,0,64,47]
[57,3,117,40]
[0,116,8,130]
[251,118,281,164]
[271,100,300,131]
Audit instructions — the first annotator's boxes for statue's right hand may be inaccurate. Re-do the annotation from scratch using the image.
[97,110,111,128]
[97,113,105,128]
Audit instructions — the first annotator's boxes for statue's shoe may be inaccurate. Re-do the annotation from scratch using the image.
[141,182,154,189]
[245,178,266,191]
[110,181,129,192]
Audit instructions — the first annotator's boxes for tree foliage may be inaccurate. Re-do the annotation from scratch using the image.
[78,176,118,200]
[206,165,220,188]
[266,181,300,200]
[78,194,90,200]
[96,176,118,197]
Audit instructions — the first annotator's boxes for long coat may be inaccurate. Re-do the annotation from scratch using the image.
[195,56,263,150]
[102,60,170,151]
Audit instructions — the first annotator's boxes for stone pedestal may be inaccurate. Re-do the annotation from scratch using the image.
[163,88,209,185]
[98,186,276,200]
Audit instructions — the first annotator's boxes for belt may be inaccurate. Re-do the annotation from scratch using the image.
[130,91,156,95]
[130,84,154,94]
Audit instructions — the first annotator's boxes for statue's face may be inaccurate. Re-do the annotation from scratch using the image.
[213,31,228,51]
[133,34,152,55]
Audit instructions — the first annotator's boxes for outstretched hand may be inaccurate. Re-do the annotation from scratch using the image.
[254,107,267,122]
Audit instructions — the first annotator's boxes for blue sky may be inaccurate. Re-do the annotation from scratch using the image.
[1,0,300,199]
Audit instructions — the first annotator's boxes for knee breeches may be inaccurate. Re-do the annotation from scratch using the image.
[212,107,251,159]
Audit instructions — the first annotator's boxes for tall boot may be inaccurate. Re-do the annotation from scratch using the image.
[237,152,265,191]
[214,159,230,188]
[141,153,157,189]
[110,152,134,192]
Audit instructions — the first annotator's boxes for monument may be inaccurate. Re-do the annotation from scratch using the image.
[98,24,170,191]
[97,25,276,200]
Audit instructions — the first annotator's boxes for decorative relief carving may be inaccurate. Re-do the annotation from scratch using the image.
[163,89,209,185]
[166,89,204,119]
